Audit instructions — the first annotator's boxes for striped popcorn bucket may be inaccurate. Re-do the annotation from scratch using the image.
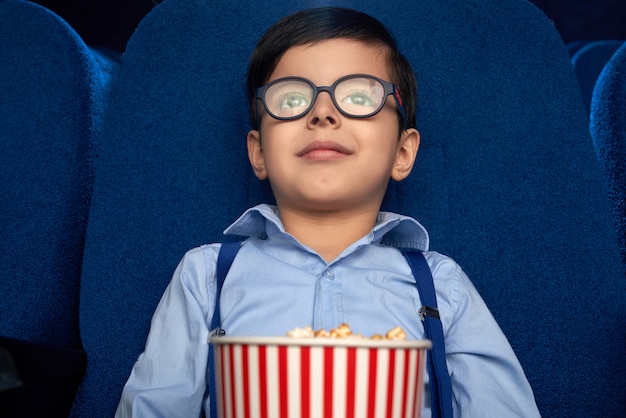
[210,336,431,418]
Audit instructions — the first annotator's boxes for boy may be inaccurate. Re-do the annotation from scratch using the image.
[116,7,541,417]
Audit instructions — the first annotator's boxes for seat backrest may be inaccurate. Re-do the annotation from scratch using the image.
[590,42,626,277]
[571,40,625,116]
[74,0,626,416]
[0,0,117,349]
[566,39,589,57]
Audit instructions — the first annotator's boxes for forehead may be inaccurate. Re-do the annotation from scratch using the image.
[268,38,390,85]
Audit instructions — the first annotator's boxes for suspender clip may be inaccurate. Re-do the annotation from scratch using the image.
[419,306,440,321]
[209,327,226,339]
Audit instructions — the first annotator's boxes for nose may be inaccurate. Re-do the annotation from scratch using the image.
[307,90,340,127]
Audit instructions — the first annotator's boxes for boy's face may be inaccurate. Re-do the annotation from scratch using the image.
[247,38,419,214]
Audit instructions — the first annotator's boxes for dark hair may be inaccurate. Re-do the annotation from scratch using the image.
[246,7,417,130]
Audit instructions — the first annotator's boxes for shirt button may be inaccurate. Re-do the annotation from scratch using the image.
[323,269,335,280]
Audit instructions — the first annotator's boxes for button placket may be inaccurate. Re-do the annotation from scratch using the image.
[315,266,343,328]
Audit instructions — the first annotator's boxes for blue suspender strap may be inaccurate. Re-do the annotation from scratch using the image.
[402,249,454,418]
[211,242,241,333]
[208,242,241,418]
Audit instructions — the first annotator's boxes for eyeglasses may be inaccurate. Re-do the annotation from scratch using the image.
[254,74,407,128]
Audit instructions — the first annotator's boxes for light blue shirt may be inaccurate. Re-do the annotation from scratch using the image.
[116,204,540,417]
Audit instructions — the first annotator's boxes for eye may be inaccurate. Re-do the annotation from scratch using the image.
[264,79,313,116]
[341,90,376,107]
[276,92,310,110]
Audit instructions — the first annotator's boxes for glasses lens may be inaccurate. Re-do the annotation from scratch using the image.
[334,77,385,117]
[264,79,314,119]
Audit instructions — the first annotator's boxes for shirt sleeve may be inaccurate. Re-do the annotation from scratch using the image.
[115,244,220,418]
[430,255,541,417]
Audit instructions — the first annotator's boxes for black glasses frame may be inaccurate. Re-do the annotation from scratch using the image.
[254,74,407,129]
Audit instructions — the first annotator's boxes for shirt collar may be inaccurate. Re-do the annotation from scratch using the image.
[223,204,429,252]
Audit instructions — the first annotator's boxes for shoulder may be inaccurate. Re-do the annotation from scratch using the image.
[421,251,485,330]
[422,250,469,298]
[177,241,257,279]
[170,243,222,289]
[423,251,462,279]
[177,243,221,269]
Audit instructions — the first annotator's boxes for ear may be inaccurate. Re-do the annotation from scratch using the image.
[247,129,268,180]
[390,128,420,181]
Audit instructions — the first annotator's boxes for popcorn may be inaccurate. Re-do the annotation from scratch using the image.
[286,325,314,338]
[287,323,406,340]
[314,328,331,338]
[329,323,352,338]
[385,325,407,340]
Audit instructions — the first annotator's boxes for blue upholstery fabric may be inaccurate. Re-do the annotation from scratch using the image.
[0,0,117,349]
[591,43,626,278]
[567,39,590,57]
[572,40,625,116]
[74,0,626,416]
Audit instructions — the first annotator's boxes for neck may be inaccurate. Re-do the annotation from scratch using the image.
[278,206,380,263]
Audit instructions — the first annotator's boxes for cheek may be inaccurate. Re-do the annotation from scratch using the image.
[256,133,293,173]
[259,122,302,150]
[356,122,399,149]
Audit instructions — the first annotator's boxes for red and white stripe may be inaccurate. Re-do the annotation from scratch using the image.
[213,340,426,418]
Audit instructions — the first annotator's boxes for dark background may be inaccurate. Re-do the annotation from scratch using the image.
[28,0,626,53]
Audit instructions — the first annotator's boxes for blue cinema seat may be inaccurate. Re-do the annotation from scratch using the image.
[0,0,117,415]
[572,40,625,116]
[73,0,626,416]
[566,40,590,57]
[0,0,117,348]
[590,42,626,278]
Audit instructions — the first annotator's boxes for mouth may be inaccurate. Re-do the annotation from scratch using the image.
[296,140,353,160]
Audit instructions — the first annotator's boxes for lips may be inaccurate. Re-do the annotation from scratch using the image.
[296,141,353,159]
